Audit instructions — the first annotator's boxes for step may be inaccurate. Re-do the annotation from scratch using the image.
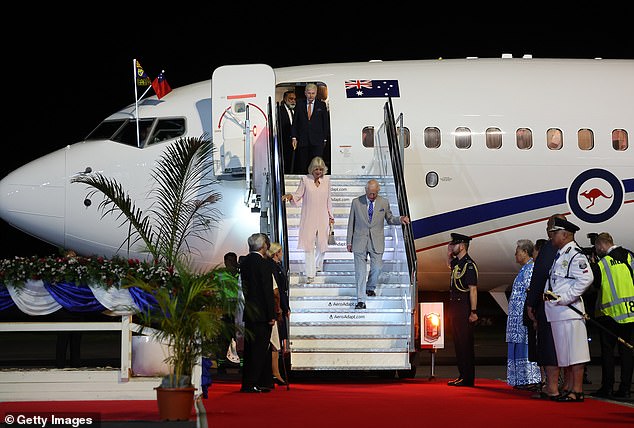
[290,337,409,351]
[290,296,405,310]
[290,352,410,370]
[288,271,411,284]
[289,323,410,337]
[290,310,411,324]
[289,286,411,298]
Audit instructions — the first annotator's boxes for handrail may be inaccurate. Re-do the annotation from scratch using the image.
[384,98,418,351]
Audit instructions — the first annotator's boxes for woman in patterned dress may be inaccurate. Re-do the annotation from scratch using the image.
[506,239,542,388]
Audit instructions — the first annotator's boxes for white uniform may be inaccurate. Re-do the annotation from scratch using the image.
[544,241,594,366]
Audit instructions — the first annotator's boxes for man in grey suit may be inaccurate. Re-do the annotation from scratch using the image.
[346,179,410,309]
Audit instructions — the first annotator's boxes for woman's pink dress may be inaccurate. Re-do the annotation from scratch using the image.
[291,175,333,253]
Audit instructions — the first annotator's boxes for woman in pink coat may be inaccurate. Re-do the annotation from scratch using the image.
[283,156,334,282]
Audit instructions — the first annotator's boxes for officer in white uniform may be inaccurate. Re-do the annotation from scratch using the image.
[544,217,594,402]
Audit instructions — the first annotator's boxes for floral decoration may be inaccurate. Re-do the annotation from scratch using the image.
[0,255,178,289]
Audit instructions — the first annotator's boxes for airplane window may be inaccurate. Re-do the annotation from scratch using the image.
[455,127,471,149]
[578,129,594,150]
[362,126,374,147]
[612,129,628,151]
[424,127,441,148]
[485,127,502,149]
[426,171,439,188]
[145,118,186,146]
[396,127,411,148]
[547,128,563,150]
[516,128,532,150]
[85,120,126,141]
[110,119,155,147]
[361,126,409,148]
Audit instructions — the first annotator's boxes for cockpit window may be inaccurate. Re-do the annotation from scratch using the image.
[84,118,186,148]
[85,120,126,141]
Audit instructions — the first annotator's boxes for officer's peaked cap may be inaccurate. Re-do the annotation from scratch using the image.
[548,217,580,233]
[450,233,472,244]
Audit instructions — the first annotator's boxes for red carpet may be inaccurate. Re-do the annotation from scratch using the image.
[2,377,633,427]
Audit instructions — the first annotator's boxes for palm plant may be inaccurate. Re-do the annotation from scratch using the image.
[71,135,239,388]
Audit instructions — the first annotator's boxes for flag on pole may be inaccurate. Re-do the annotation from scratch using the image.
[152,71,172,99]
[135,60,151,87]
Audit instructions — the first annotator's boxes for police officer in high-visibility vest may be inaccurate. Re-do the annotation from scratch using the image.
[447,232,478,387]
[590,232,634,399]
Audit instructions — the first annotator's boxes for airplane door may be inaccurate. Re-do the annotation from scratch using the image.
[212,64,276,187]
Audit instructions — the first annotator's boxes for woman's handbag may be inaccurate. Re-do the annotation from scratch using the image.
[328,223,336,245]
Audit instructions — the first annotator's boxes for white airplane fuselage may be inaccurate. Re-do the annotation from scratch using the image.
[1,58,632,293]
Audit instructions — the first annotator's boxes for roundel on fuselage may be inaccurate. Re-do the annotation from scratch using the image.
[568,168,623,223]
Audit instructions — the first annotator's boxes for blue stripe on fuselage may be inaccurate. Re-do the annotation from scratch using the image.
[413,177,634,240]
[412,188,567,239]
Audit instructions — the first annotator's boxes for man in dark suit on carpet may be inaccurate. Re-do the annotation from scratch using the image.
[240,233,276,393]
[290,83,330,174]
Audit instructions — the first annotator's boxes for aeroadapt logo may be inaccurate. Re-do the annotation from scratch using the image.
[568,168,624,223]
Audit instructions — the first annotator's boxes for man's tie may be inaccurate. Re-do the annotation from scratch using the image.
[368,201,373,222]
[308,101,313,120]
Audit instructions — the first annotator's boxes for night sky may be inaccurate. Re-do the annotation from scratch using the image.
[2,9,632,258]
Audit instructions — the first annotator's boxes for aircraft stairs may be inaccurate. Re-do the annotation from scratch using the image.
[283,174,414,372]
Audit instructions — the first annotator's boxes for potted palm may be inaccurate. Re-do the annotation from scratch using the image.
[71,136,239,421]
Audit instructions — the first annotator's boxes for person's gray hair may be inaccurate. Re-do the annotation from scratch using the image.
[516,239,534,256]
[365,179,380,192]
[307,156,328,174]
[248,233,268,252]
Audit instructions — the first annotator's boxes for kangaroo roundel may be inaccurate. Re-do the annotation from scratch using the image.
[568,168,623,223]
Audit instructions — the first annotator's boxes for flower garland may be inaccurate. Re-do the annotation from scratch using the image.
[0,255,178,289]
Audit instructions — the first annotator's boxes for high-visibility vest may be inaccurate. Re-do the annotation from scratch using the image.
[597,252,634,323]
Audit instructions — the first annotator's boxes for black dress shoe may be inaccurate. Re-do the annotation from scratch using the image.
[613,389,631,398]
[355,302,366,309]
[240,386,262,393]
[590,387,613,398]
[366,290,376,297]
[452,379,474,387]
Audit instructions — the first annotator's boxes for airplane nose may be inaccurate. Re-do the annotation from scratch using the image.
[0,148,67,246]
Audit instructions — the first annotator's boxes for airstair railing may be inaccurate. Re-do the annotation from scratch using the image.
[382,98,418,352]
[268,98,290,276]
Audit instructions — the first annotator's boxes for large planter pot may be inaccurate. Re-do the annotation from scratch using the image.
[155,386,196,421]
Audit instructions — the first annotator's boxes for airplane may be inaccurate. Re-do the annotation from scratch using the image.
[0,56,632,298]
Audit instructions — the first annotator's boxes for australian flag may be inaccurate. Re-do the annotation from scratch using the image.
[345,79,400,98]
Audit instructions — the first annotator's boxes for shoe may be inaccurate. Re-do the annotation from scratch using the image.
[556,391,584,402]
[273,376,287,386]
[590,387,613,398]
[447,377,462,386]
[613,389,631,398]
[451,379,474,387]
[240,386,263,393]
[366,290,376,297]
[355,302,366,309]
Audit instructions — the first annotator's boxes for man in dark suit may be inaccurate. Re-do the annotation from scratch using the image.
[278,90,296,174]
[346,179,409,309]
[290,83,331,174]
[240,233,276,393]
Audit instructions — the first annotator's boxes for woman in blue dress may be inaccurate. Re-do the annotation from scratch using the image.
[506,239,542,387]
